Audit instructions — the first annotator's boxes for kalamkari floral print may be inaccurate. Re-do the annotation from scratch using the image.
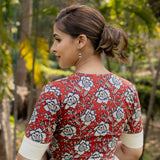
[25,72,143,159]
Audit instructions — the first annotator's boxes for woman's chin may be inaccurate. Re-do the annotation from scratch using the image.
[59,64,70,69]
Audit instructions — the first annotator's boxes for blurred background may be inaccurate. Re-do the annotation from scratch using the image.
[0,0,160,160]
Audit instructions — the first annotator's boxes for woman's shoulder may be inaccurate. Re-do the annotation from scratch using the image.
[111,73,137,91]
[41,76,70,92]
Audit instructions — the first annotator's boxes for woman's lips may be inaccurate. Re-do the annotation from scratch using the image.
[56,56,61,60]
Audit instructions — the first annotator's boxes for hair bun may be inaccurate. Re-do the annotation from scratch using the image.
[96,25,128,63]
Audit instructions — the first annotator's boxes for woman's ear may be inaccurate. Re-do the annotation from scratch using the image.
[76,34,88,49]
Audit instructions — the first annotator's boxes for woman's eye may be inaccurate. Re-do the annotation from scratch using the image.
[55,38,61,42]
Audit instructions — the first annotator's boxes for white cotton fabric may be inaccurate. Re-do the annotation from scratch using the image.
[120,130,143,148]
[18,135,50,160]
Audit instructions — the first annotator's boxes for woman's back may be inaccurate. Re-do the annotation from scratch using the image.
[25,72,142,159]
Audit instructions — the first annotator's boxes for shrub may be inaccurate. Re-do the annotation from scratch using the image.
[136,84,160,119]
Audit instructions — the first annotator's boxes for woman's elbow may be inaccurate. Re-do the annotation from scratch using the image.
[133,146,143,159]
[16,153,29,160]
[122,144,143,160]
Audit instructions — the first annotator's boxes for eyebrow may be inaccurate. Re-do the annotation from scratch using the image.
[53,33,59,37]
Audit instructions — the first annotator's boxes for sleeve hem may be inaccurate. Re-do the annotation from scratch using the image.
[120,130,143,148]
[18,135,50,160]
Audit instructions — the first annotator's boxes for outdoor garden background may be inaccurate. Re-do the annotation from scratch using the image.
[0,0,160,160]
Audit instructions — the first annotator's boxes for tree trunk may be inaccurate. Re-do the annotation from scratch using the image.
[154,155,160,160]
[13,69,18,160]
[65,0,73,6]
[16,0,33,86]
[131,54,135,83]
[148,54,155,77]
[27,0,39,121]
[20,0,32,42]
[0,99,13,160]
[140,58,160,160]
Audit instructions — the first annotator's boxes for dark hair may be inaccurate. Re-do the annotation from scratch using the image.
[55,5,128,63]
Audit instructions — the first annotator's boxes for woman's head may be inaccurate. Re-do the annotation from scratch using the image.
[54,4,128,63]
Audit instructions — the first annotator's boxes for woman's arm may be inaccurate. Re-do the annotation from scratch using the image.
[114,141,143,160]
[17,153,29,160]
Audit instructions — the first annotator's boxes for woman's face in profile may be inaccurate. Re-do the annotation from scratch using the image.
[50,24,79,68]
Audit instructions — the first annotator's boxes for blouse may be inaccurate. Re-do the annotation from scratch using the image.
[19,72,143,160]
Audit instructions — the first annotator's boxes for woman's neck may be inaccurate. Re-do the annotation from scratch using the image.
[75,53,110,75]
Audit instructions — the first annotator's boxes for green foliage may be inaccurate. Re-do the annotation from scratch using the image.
[39,5,59,16]
[0,44,13,100]
[135,76,154,86]
[143,148,153,160]
[135,76,160,90]
[20,37,50,88]
[41,64,72,76]
[10,115,15,126]
[136,84,160,118]
[123,4,157,35]
[97,0,159,66]
[0,0,19,99]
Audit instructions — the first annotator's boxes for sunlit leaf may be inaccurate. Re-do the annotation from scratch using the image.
[39,5,59,16]
[123,5,157,35]
[20,37,50,88]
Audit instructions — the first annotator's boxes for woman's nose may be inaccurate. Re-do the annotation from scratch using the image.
[50,43,56,53]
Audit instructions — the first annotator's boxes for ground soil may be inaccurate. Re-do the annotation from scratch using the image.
[143,120,160,160]
[0,131,5,160]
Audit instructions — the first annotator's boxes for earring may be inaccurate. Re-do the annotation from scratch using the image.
[79,52,82,59]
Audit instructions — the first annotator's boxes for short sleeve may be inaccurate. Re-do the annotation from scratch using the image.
[124,85,143,134]
[26,83,61,143]
[18,83,62,159]
[121,84,143,148]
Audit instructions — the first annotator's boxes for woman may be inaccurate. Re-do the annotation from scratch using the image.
[17,4,143,160]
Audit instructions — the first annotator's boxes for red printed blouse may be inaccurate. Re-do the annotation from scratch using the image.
[23,72,143,159]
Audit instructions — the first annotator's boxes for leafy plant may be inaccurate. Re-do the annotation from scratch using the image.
[0,45,12,99]
[20,37,49,88]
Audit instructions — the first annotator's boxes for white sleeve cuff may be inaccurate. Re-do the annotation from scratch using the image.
[120,131,143,148]
[18,135,50,160]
